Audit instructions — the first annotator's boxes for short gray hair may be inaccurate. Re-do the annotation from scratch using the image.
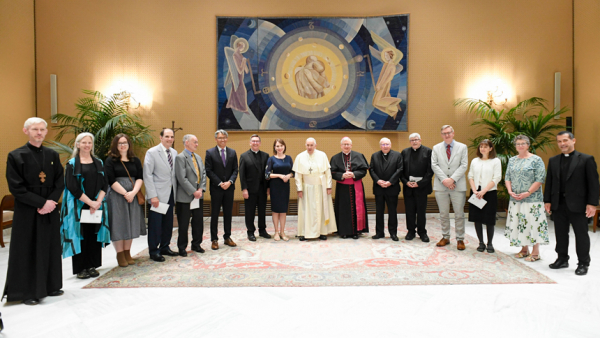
[71,132,95,158]
[409,133,421,140]
[340,137,352,144]
[24,117,47,129]
[379,137,391,145]
[182,134,196,145]
[441,125,454,132]
[306,137,317,145]
[513,135,530,146]
[215,129,228,138]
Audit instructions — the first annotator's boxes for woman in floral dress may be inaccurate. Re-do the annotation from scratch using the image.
[504,135,549,262]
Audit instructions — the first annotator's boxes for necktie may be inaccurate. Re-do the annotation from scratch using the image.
[167,149,173,170]
[446,144,451,161]
[221,148,226,166]
[191,153,201,184]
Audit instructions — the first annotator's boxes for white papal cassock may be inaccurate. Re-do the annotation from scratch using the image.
[293,150,337,238]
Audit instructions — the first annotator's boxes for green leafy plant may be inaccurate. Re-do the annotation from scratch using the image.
[454,97,567,202]
[46,90,155,161]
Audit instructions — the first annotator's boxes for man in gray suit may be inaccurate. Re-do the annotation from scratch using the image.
[431,125,469,250]
[144,128,179,262]
[175,134,206,256]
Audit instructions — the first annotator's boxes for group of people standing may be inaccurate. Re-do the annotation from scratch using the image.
[3,118,598,306]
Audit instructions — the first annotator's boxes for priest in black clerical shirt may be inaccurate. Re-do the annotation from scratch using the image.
[3,118,65,305]
[544,131,599,276]
[330,137,369,239]
[400,133,433,242]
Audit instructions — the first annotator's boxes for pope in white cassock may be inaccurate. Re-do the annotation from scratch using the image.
[293,138,337,240]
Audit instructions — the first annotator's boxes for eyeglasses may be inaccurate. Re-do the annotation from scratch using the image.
[515,143,528,146]
[441,132,453,136]
[216,137,227,140]
[251,140,261,143]
[118,142,128,146]
[409,139,420,142]
[380,143,391,146]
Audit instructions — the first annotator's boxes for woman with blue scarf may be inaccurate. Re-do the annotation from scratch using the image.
[60,132,110,279]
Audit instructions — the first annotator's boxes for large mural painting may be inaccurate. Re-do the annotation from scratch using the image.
[217,15,409,131]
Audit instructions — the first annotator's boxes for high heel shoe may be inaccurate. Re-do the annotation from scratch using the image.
[280,232,289,241]
[274,232,280,241]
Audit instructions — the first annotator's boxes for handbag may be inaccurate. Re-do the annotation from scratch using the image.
[121,160,145,205]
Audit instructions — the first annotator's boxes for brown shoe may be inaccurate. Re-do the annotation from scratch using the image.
[116,251,128,267]
[123,250,135,265]
[211,240,219,250]
[436,238,451,247]
[224,238,237,247]
[457,240,466,250]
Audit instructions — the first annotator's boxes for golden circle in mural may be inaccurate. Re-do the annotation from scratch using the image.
[338,44,344,50]
[271,77,275,81]
[354,55,363,62]
[291,103,296,108]
[312,43,317,48]
[284,73,290,79]
[324,107,329,113]
[314,102,319,106]
[298,37,303,41]
[343,74,348,80]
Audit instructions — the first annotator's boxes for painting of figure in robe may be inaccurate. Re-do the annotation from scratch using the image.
[294,56,330,99]
[224,36,250,113]
[370,32,404,119]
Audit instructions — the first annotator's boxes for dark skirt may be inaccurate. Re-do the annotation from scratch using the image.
[270,178,290,213]
[468,187,498,225]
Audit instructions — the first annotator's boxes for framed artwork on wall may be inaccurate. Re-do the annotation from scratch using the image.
[217,15,409,131]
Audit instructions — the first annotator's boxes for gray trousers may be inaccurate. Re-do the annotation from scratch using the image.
[435,190,466,240]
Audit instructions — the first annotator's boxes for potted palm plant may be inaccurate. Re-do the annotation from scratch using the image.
[454,97,567,205]
[46,90,155,160]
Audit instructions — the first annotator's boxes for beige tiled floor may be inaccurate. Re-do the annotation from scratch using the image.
[1,215,599,338]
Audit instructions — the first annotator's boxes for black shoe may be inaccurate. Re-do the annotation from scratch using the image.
[87,267,100,278]
[391,235,399,241]
[420,234,430,243]
[352,235,359,240]
[372,234,384,239]
[340,235,348,239]
[160,248,178,257]
[299,236,306,241]
[178,250,188,257]
[486,243,495,253]
[248,233,257,242]
[549,259,569,269]
[150,253,165,262]
[405,232,416,241]
[319,235,327,240]
[77,270,91,279]
[477,243,486,252]
[191,246,205,253]
[23,299,39,305]
[48,290,64,297]
[259,231,272,239]
[575,265,589,276]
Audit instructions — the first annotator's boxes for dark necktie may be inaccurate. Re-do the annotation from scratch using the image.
[221,148,226,166]
[446,144,451,160]
[167,149,173,170]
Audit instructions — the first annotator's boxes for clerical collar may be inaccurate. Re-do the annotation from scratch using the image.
[27,142,43,152]
[382,152,389,156]
[251,149,259,154]
[562,150,575,157]
[412,146,421,152]
[342,151,350,156]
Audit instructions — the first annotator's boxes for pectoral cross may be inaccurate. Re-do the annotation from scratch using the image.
[39,171,46,183]
[309,167,313,174]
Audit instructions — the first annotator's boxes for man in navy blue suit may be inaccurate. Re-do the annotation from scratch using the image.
[205,129,238,250]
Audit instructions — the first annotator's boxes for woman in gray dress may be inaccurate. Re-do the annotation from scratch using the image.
[105,134,146,267]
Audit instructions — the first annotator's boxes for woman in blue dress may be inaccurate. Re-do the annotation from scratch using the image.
[265,139,294,241]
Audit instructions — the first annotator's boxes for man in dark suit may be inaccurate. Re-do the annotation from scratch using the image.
[239,134,271,241]
[369,137,403,241]
[544,131,599,276]
[205,129,238,250]
[400,133,433,242]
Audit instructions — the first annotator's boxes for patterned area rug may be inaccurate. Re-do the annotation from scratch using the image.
[85,217,554,288]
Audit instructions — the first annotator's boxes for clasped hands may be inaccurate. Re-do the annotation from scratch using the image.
[442,178,455,190]
[509,191,530,201]
[342,171,354,180]
[472,189,488,199]
[377,180,391,188]
[37,200,58,215]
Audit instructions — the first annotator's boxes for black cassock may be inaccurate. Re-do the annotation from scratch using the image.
[330,151,369,236]
[3,143,64,302]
